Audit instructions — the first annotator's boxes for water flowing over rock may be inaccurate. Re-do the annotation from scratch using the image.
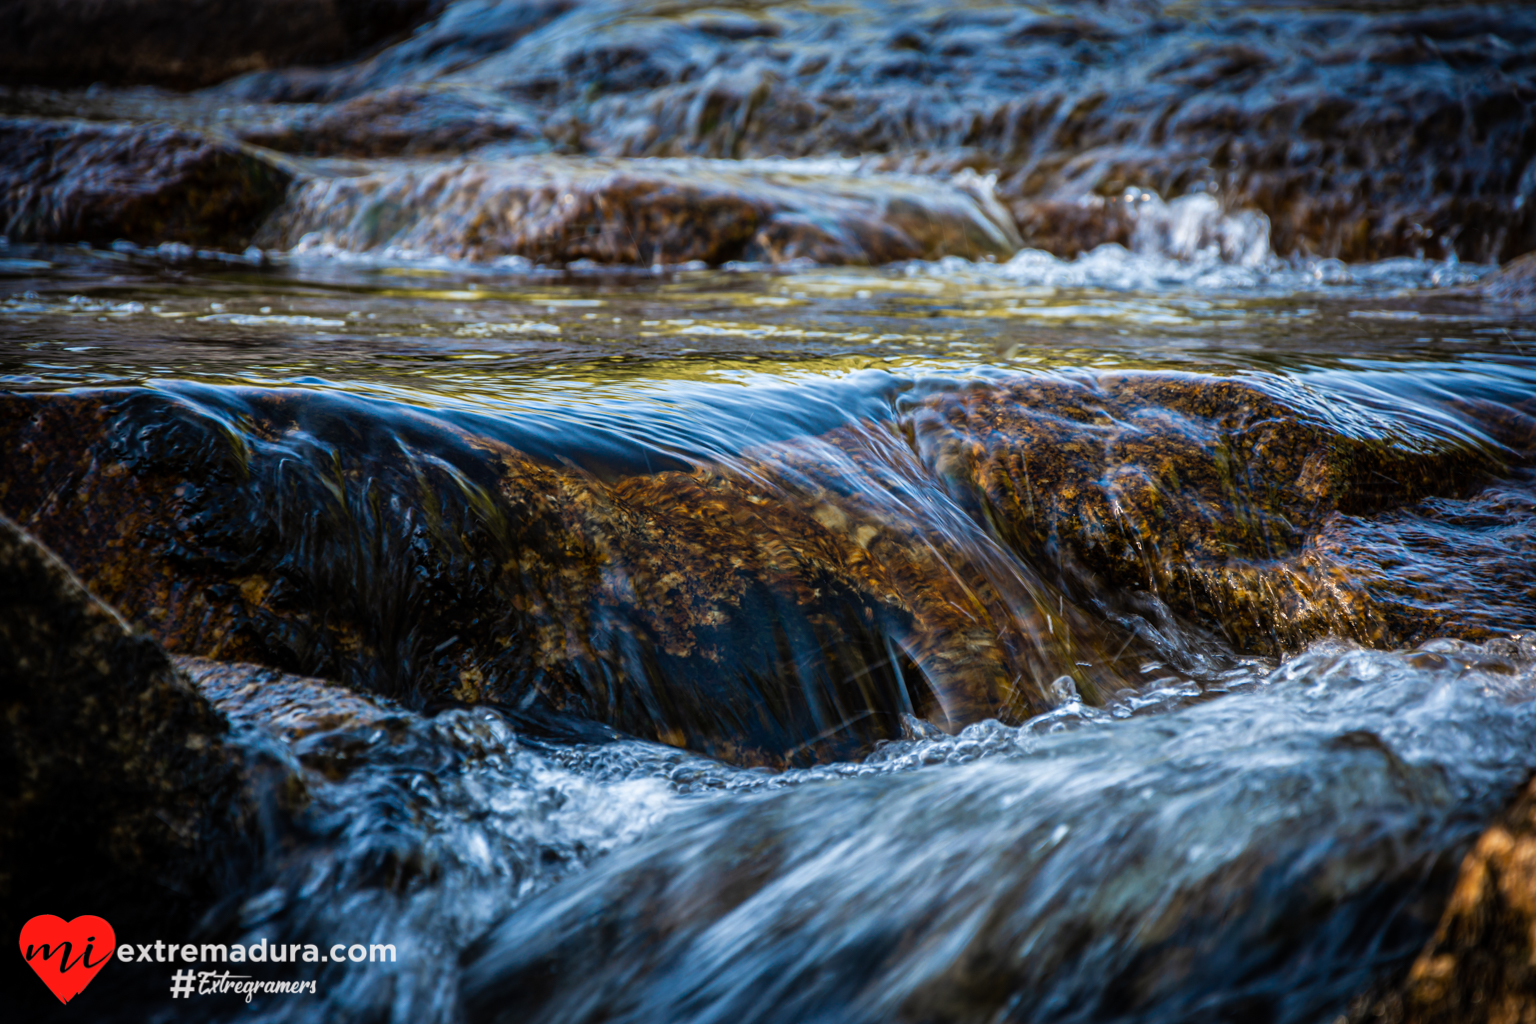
[0,117,291,249]
[1,373,1528,766]
[196,0,1536,264]
[460,641,1536,1024]
[242,85,543,158]
[261,157,1021,265]
[918,373,1536,651]
[4,4,1536,1020]
[3,1,1529,265]
[0,384,1107,765]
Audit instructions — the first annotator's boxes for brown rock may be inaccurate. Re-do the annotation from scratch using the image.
[0,386,1130,765]
[1,374,1526,766]
[912,373,1532,652]
[1358,772,1536,1024]
[1007,195,1137,258]
[0,117,290,249]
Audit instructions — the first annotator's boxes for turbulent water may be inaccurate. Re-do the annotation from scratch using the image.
[4,1,1536,1021]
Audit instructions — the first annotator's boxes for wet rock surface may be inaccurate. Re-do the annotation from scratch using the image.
[0,513,268,1010]
[182,654,408,750]
[0,0,440,90]
[917,373,1536,651]
[1,374,1528,765]
[0,117,291,249]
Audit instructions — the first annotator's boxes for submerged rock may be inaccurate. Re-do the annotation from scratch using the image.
[0,384,1111,766]
[0,514,268,993]
[1,374,1528,765]
[0,117,290,249]
[0,0,439,90]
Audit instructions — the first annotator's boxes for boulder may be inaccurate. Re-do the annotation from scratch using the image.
[1,375,1528,766]
[0,117,290,249]
[0,513,271,1010]
[0,386,1131,765]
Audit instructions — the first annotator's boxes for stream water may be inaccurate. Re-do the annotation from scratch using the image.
[4,1,1536,1021]
[5,226,1536,1023]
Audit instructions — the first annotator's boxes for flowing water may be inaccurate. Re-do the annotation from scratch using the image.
[6,228,1536,1023]
[4,1,1536,1020]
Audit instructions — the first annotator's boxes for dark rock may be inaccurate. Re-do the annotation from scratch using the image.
[0,513,273,1010]
[0,0,441,90]
[0,117,290,249]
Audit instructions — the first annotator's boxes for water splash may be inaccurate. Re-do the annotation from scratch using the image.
[461,637,1536,1024]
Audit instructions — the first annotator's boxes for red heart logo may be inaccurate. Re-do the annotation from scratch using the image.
[19,915,116,1004]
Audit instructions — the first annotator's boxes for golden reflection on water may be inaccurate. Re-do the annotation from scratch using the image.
[2,250,1533,407]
